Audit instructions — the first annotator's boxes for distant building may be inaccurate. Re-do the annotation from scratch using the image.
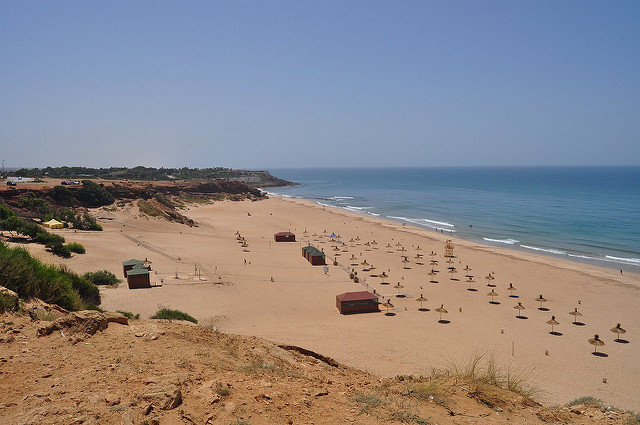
[336,291,379,314]
[274,231,296,242]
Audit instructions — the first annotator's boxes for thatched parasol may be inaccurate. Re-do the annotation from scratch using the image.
[611,323,626,341]
[416,294,428,310]
[466,276,476,291]
[588,334,605,353]
[513,302,526,318]
[487,289,498,303]
[485,274,496,287]
[569,307,583,324]
[547,315,560,334]
[371,240,378,249]
[435,304,448,321]
[393,282,404,295]
[507,283,517,297]
[535,294,548,310]
[401,257,410,269]
[382,299,395,315]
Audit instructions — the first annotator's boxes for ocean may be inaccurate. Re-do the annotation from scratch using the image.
[265,167,640,272]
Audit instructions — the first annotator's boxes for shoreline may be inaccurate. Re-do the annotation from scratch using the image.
[277,196,639,283]
[19,195,639,410]
[265,189,640,274]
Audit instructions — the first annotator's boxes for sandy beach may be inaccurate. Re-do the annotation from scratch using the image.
[23,196,640,410]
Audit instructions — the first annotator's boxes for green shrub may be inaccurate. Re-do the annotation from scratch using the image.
[83,270,121,286]
[75,180,114,207]
[151,307,198,324]
[65,270,100,306]
[117,310,140,320]
[0,243,84,310]
[48,242,71,258]
[66,242,86,254]
[0,292,19,313]
[49,185,74,202]
[20,197,52,216]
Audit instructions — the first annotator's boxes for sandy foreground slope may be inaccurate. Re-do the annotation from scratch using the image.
[12,196,640,410]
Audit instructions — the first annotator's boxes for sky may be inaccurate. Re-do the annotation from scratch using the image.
[2,1,639,169]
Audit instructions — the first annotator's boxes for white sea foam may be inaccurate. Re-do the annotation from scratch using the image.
[520,245,567,255]
[387,216,456,232]
[263,190,293,198]
[369,212,380,217]
[315,201,333,208]
[483,237,519,245]
[567,253,596,260]
[330,196,354,200]
[604,255,640,265]
[388,216,454,227]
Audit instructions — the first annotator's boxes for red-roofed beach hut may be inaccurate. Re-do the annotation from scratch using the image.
[274,231,296,242]
[336,291,379,314]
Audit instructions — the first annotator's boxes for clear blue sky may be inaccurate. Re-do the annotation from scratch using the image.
[2,1,639,169]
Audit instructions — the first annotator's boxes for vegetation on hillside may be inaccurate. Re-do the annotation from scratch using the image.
[10,166,294,186]
[0,242,100,311]
[83,270,121,286]
[20,194,102,230]
[151,307,198,324]
[0,203,87,257]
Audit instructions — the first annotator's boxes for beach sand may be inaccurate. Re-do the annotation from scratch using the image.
[23,196,640,410]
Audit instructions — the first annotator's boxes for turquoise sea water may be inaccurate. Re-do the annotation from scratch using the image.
[266,167,640,272]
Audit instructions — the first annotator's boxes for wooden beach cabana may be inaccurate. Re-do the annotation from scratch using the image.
[302,245,326,266]
[336,291,379,314]
[126,263,151,289]
[122,259,149,278]
[274,231,296,242]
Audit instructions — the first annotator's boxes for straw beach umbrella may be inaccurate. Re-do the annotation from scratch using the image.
[588,334,605,354]
[382,299,395,316]
[435,304,449,322]
[535,294,548,310]
[487,289,499,304]
[466,276,476,291]
[394,282,404,296]
[402,257,410,269]
[507,283,518,297]
[485,274,496,287]
[611,323,627,342]
[416,294,428,311]
[547,316,560,334]
[570,307,584,325]
[386,243,393,252]
[463,265,472,277]
[513,302,526,318]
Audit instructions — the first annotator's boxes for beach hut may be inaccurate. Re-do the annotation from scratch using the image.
[336,291,379,314]
[42,219,63,229]
[122,259,145,278]
[302,246,326,266]
[126,264,151,289]
[274,231,296,242]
